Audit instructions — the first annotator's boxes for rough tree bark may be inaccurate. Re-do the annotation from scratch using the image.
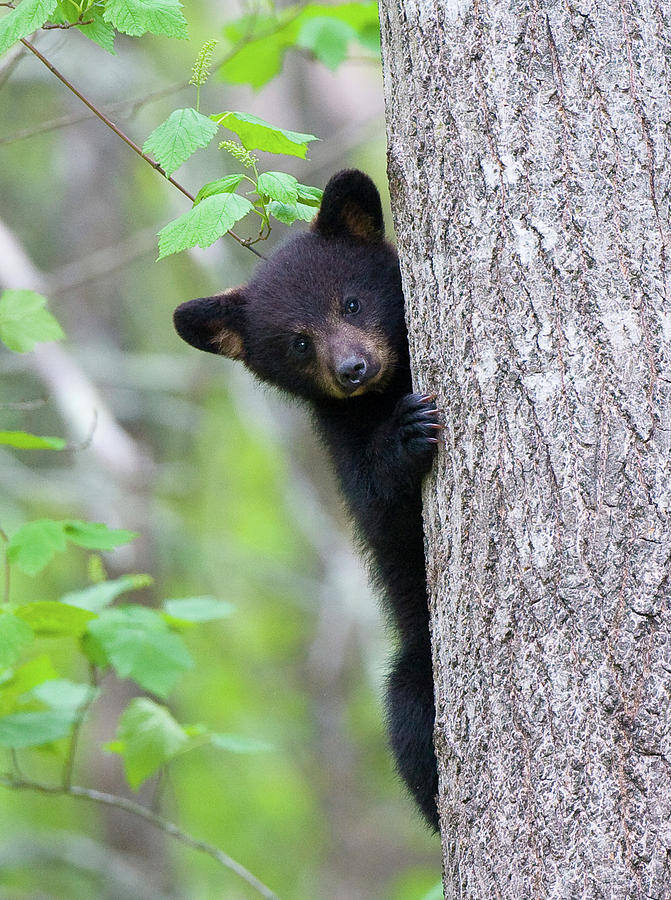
[379,1,671,897]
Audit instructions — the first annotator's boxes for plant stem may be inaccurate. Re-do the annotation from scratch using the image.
[61,664,98,791]
[0,774,282,900]
[19,39,266,260]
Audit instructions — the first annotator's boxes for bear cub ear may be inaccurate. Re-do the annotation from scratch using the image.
[173,288,247,359]
[313,169,384,244]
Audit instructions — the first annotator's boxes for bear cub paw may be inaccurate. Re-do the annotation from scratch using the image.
[394,392,443,471]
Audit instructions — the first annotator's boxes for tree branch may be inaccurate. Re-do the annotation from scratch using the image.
[0,774,282,900]
[19,38,265,260]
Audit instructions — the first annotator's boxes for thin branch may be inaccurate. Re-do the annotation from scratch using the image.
[0,775,282,900]
[61,664,98,791]
[18,38,266,260]
[42,16,93,29]
[0,84,187,146]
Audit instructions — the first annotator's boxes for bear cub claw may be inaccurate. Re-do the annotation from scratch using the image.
[395,392,443,466]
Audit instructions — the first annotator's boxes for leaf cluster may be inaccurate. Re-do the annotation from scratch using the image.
[146,109,323,258]
[0,298,270,797]
[220,1,380,90]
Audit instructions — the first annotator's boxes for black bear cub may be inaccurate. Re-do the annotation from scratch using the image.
[174,170,440,830]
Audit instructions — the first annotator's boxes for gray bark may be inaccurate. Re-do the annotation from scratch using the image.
[378,1,671,897]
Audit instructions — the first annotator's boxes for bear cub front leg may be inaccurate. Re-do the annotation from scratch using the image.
[371,393,442,498]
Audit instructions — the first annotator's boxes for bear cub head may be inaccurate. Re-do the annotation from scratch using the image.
[173,170,408,402]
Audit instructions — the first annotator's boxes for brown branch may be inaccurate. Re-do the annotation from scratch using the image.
[0,774,282,900]
[42,17,93,29]
[18,38,266,259]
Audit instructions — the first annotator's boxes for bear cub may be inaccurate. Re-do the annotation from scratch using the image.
[174,169,440,830]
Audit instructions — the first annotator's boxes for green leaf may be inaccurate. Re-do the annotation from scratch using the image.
[142,108,218,177]
[268,200,320,225]
[86,606,193,698]
[61,574,153,613]
[163,596,235,623]
[108,697,187,789]
[297,17,355,69]
[63,520,138,551]
[219,17,288,89]
[210,732,273,754]
[0,0,58,56]
[0,710,75,747]
[7,519,137,576]
[77,6,116,53]
[30,678,98,710]
[219,3,379,89]
[14,601,95,637]
[211,111,318,159]
[0,290,64,352]
[0,430,66,450]
[257,171,298,204]
[7,520,68,576]
[0,615,34,668]
[157,192,253,259]
[296,183,323,205]
[193,173,246,205]
[102,0,187,38]
[0,656,57,716]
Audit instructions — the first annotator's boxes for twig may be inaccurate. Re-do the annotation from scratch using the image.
[42,18,93,29]
[61,664,98,791]
[0,774,282,900]
[18,38,265,260]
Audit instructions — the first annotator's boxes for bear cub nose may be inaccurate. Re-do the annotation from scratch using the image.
[337,357,368,387]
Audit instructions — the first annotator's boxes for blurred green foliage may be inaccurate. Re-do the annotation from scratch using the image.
[0,0,440,897]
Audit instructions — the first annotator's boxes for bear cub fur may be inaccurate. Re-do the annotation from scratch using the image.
[174,169,440,830]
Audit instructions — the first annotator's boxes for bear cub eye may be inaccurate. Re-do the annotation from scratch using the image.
[292,335,311,355]
[344,297,361,315]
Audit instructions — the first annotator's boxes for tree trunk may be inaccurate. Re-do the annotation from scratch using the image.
[378,1,671,897]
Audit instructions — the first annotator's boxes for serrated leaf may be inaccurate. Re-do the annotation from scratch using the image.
[14,601,95,637]
[77,5,116,53]
[0,290,64,353]
[143,108,218,177]
[257,171,298,204]
[210,732,273,754]
[157,192,253,259]
[211,111,318,159]
[102,0,187,38]
[0,709,75,747]
[0,430,66,450]
[63,520,138,551]
[86,606,192,698]
[0,0,58,56]
[109,697,187,789]
[62,574,153,613]
[193,173,246,205]
[0,615,34,668]
[163,596,235,623]
[7,520,68,576]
